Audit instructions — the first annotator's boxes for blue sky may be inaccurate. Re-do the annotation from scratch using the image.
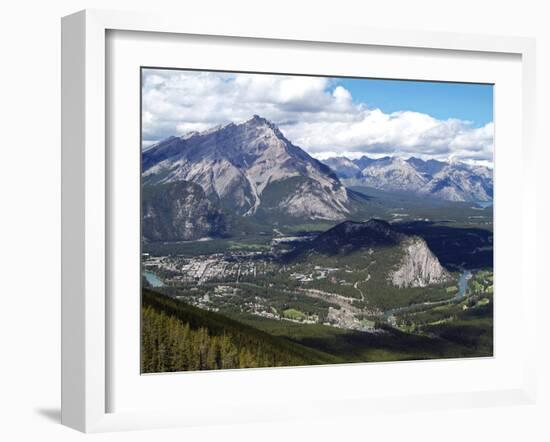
[337,78,493,128]
[142,69,494,165]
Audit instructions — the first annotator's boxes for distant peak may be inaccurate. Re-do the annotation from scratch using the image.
[247,114,272,125]
[326,156,352,162]
[248,114,283,129]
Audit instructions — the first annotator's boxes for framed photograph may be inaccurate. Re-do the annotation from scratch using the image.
[61,9,538,432]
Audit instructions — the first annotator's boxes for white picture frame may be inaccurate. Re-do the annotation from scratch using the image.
[61,9,538,433]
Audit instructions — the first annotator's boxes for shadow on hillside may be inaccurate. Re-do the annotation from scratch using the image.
[393,221,493,271]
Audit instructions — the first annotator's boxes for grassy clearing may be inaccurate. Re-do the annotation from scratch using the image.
[283,308,307,320]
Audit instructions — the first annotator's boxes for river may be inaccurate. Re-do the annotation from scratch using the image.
[384,270,472,320]
[456,270,472,299]
[143,270,165,287]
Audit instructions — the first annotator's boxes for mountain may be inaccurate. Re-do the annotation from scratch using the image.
[295,219,451,289]
[354,155,383,170]
[406,157,446,176]
[142,116,352,221]
[142,181,228,241]
[358,157,428,193]
[308,219,405,254]
[322,155,493,202]
[323,156,430,193]
[421,162,493,202]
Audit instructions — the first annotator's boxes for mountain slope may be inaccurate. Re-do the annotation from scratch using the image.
[141,289,341,373]
[142,116,352,221]
[406,157,446,176]
[358,157,429,192]
[421,162,493,202]
[142,181,228,241]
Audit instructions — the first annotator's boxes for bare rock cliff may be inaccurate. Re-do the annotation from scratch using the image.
[391,238,450,288]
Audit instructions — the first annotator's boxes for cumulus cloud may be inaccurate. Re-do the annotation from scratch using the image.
[142,69,493,165]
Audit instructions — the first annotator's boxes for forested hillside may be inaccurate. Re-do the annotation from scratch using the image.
[141,289,339,373]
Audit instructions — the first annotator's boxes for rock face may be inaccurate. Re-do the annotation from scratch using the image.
[406,157,446,176]
[390,237,451,288]
[323,155,493,202]
[142,181,227,241]
[359,157,428,192]
[142,115,351,220]
[421,162,493,202]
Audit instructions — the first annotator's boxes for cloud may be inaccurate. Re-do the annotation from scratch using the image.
[142,69,493,165]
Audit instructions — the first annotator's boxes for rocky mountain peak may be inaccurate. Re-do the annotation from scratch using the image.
[248,114,272,126]
[241,115,285,138]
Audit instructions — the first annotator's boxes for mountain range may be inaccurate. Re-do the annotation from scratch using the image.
[323,155,493,202]
[142,116,492,241]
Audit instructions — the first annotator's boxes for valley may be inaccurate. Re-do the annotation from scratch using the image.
[140,115,494,371]
[142,214,493,362]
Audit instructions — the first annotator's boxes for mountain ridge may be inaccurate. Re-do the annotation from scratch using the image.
[322,155,493,202]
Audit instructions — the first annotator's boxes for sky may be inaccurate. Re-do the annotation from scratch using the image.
[142,69,494,166]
